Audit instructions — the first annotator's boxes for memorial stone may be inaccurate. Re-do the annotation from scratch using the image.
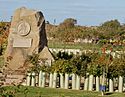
[4,7,48,72]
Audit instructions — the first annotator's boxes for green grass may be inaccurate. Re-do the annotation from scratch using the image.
[1,86,125,97]
[48,41,101,51]
[48,40,125,52]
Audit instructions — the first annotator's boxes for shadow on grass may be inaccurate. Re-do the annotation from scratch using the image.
[105,92,113,95]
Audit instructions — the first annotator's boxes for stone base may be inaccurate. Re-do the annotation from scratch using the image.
[0,69,26,86]
[0,61,29,86]
[4,74,26,86]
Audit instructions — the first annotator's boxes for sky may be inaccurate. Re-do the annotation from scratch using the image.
[0,0,125,26]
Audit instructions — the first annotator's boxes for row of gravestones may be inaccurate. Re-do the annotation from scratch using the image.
[49,48,121,58]
[25,71,125,93]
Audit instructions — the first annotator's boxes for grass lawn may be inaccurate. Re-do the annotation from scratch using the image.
[1,86,125,97]
[48,40,101,51]
[48,40,125,51]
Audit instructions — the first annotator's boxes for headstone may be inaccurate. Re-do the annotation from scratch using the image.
[3,7,53,85]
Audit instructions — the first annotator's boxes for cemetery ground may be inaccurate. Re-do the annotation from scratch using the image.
[48,40,125,51]
[0,86,125,97]
[48,40,101,50]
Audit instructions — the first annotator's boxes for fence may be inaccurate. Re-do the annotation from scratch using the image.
[25,71,125,93]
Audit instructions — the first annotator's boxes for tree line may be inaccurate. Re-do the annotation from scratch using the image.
[46,18,125,46]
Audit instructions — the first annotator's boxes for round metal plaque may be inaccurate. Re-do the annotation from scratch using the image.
[17,21,30,36]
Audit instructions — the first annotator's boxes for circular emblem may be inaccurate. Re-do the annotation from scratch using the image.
[17,21,30,36]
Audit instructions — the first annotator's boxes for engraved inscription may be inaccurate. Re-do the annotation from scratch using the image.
[13,38,32,47]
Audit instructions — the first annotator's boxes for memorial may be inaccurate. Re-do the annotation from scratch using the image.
[3,7,54,85]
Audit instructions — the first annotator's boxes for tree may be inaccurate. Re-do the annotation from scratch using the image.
[113,53,125,77]
[56,18,78,42]
[51,51,74,73]
[71,53,91,76]
[98,19,122,39]
[112,53,125,93]
[0,22,10,55]
[87,52,103,76]
[59,18,77,28]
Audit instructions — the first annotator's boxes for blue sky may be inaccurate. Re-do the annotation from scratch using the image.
[0,0,125,26]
